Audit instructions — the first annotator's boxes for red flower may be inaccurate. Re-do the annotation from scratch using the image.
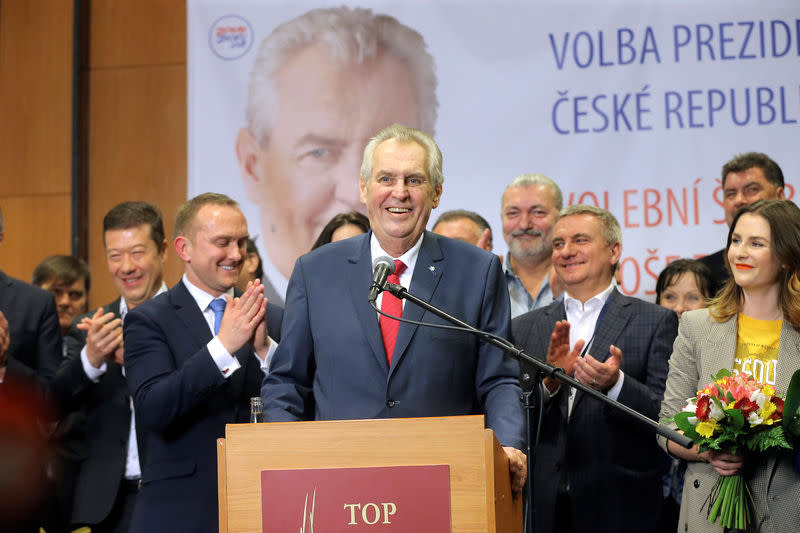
[696,395,710,421]
[772,396,783,416]
[771,397,784,420]
[733,397,759,418]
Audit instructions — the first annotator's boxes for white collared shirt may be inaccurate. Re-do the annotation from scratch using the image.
[555,282,625,414]
[182,274,279,376]
[369,232,424,313]
[564,282,615,354]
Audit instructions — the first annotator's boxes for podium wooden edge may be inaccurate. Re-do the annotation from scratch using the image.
[484,429,523,533]
[217,438,227,533]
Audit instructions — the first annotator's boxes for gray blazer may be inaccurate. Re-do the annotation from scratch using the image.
[658,308,800,533]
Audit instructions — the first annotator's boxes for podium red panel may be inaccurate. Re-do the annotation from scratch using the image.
[261,465,451,532]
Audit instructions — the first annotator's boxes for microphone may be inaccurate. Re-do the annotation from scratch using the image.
[368,256,395,303]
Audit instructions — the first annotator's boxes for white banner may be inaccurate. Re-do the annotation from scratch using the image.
[188,0,800,303]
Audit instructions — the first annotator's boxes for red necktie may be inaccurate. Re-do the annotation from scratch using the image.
[380,259,407,365]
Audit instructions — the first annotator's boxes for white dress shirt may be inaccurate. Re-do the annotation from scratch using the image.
[369,233,424,314]
[549,282,625,415]
[181,274,278,375]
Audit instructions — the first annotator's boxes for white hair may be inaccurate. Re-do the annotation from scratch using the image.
[503,173,563,211]
[245,6,438,143]
[558,204,622,247]
[360,124,443,189]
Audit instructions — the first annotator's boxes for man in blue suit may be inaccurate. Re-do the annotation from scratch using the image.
[261,124,526,492]
[511,205,678,533]
[123,193,282,533]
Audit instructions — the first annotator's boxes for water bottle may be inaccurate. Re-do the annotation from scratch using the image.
[250,397,264,423]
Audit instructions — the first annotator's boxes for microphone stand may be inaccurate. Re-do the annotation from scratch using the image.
[381,282,692,533]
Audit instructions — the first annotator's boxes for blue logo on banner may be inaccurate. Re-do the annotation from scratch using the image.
[209,14,253,60]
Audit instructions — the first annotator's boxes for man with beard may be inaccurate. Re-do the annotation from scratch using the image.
[501,174,564,318]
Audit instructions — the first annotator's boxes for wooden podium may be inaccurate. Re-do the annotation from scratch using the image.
[217,415,522,532]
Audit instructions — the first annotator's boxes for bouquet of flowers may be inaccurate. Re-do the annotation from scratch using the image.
[669,369,791,530]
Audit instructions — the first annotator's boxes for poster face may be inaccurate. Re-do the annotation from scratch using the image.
[188,0,800,302]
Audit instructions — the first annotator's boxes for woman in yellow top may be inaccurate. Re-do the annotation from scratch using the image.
[658,199,800,533]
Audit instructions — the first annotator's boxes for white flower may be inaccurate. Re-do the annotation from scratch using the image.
[750,389,767,408]
[709,400,726,421]
[748,411,764,425]
[682,401,698,425]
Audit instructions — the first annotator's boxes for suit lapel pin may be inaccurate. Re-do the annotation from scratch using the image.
[429,265,435,272]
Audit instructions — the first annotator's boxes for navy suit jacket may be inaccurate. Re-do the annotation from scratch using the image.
[50,299,143,525]
[512,289,677,533]
[699,248,727,297]
[262,231,525,450]
[0,269,62,385]
[123,281,283,533]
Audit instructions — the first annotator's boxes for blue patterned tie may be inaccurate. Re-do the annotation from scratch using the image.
[209,298,226,335]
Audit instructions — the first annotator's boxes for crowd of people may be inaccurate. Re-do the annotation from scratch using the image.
[1,119,797,533]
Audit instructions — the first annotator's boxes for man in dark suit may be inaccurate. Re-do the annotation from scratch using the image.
[512,205,678,533]
[261,124,526,492]
[0,206,62,386]
[0,271,62,385]
[0,207,63,531]
[700,152,785,296]
[123,193,282,533]
[48,202,169,532]
[31,254,91,532]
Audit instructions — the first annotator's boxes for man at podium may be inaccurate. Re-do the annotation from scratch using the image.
[262,124,527,493]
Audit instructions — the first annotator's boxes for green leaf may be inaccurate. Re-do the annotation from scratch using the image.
[746,426,792,452]
[673,412,700,440]
[711,433,737,451]
[725,408,745,430]
[714,368,732,380]
[783,368,800,438]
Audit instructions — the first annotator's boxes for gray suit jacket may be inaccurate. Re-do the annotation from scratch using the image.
[512,288,678,533]
[658,309,800,533]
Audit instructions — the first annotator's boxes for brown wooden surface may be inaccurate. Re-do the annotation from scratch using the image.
[217,438,228,533]
[0,0,74,279]
[86,63,186,306]
[218,416,522,533]
[0,0,189,299]
[0,196,72,279]
[88,0,186,68]
[487,430,523,533]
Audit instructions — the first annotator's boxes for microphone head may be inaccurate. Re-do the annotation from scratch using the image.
[372,255,395,274]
